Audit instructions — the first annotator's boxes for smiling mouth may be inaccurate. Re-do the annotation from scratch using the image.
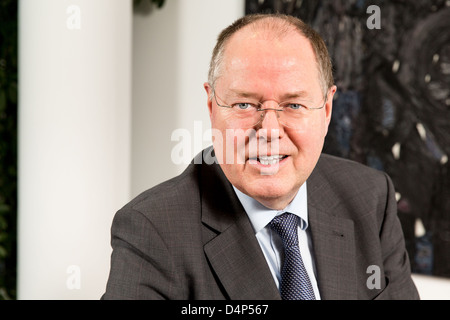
[249,155,288,165]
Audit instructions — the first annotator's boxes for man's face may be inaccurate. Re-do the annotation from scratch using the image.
[204,26,336,210]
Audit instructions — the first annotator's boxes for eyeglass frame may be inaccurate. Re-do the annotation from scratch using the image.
[211,87,329,127]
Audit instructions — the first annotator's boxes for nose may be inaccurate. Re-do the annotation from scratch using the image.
[258,108,284,141]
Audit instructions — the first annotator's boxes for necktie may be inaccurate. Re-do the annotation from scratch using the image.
[270,212,316,300]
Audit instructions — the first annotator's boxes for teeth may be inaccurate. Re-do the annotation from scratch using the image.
[258,155,285,165]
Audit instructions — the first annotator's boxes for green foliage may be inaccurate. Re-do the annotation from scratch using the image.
[0,0,18,300]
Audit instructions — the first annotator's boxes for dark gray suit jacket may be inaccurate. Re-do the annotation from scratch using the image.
[103,148,419,300]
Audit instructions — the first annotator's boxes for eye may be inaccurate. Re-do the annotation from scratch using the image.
[232,103,254,110]
[286,103,306,110]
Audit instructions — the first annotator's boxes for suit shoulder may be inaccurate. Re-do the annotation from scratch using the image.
[121,163,201,217]
[312,153,391,196]
[318,153,386,179]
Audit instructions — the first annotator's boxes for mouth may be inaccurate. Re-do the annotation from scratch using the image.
[249,155,288,166]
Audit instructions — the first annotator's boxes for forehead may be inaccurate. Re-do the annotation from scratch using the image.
[219,24,321,94]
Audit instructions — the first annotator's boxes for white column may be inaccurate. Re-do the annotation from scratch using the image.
[18,0,131,299]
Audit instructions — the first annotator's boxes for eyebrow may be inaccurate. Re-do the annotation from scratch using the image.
[227,90,259,99]
[227,89,312,100]
[280,91,311,100]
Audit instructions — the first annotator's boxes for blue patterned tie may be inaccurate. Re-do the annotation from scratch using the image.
[270,212,316,300]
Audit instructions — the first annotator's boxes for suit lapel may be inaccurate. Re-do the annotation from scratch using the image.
[308,206,356,299]
[307,156,357,299]
[203,215,281,300]
[199,150,280,300]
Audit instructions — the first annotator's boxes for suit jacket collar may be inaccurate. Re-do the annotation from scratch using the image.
[198,149,281,300]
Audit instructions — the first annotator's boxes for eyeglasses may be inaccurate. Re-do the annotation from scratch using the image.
[212,89,328,129]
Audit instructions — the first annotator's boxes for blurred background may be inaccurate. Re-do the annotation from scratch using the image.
[0,0,449,299]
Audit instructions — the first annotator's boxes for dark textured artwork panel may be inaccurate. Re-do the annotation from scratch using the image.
[246,0,450,278]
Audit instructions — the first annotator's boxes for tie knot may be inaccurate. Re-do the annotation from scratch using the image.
[270,213,299,248]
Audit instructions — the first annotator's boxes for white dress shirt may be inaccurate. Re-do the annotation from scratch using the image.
[233,183,321,299]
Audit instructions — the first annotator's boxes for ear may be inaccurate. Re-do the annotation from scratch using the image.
[204,82,213,118]
[325,85,337,127]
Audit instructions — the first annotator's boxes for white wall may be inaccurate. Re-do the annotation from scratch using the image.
[412,274,450,300]
[131,0,245,196]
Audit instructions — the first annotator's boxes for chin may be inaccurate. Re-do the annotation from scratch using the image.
[242,180,298,209]
[222,164,303,208]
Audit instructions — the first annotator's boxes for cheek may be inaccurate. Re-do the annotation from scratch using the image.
[289,119,328,154]
[210,126,249,166]
[305,113,330,141]
[211,107,240,131]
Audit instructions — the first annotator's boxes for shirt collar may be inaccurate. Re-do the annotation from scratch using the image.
[233,183,309,234]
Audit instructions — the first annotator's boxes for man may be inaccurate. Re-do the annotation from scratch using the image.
[103,13,419,300]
